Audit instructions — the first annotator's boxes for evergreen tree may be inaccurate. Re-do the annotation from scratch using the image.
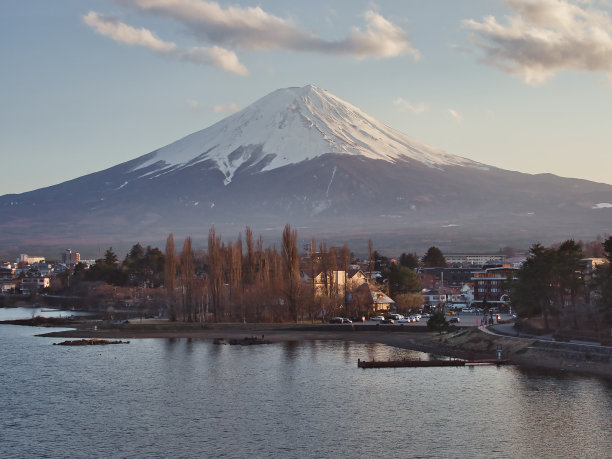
[593,236,612,324]
[383,263,422,298]
[399,252,419,269]
[422,246,447,267]
[509,243,556,330]
[555,240,585,328]
[104,247,119,265]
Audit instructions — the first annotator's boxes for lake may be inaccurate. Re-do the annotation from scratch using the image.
[1,308,611,458]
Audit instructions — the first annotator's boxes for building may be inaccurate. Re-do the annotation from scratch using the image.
[422,289,447,306]
[419,267,474,289]
[19,276,50,294]
[471,265,519,307]
[582,258,608,275]
[61,249,80,266]
[311,270,347,296]
[444,253,506,267]
[18,254,46,264]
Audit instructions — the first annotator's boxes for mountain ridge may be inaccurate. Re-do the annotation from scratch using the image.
[0,84,610,254]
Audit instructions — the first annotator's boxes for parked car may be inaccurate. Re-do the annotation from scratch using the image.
[409,315,421,322]
[397,317,412,323]
[421,313,431,318]
[330,317,345,324]
[371,316,385,321]
[449,317,461,324]
[343,318,353,324]
[381,318,395,324]
[389,314,404,320]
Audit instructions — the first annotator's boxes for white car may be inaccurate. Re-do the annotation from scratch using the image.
[396,317,412,323]
[409,315,421,322]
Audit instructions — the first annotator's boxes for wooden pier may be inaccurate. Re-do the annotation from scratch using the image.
[357,358,508,369]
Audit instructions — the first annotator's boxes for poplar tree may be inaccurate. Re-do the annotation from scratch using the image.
[208,227,223,322]
[282,224,301,322]
[180,236,195,321]
[164,234,178,321]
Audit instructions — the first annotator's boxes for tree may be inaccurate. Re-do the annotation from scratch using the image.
[104,247,119,266]
[509,243,557,330]
[164,233,178,321]
[85,247,128,286]
[207,227,223,322]
[281,224,301,322]
[593,236,612,324]
[128,243,145,261]
[427,310,448,333]
[383,263,421,298]
[394,292,425,312]
[180,236,195,321]
[399,252,419,269]
[555,240,585,328]
[368,239,374,278]
[422,246,447,267]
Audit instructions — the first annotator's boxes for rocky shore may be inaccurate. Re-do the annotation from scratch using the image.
[35,320,612,380]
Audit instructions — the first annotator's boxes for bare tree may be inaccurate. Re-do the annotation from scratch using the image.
[368,239,374,282]
[282,224,301,322]
[164,233,178,321]
[207,226,223,322]
[180,236,195,321]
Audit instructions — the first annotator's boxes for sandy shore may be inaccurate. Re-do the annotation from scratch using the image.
[34,320,612,380]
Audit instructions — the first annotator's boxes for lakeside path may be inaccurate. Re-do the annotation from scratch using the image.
[34,320,612,380]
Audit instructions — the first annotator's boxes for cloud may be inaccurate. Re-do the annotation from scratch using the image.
[179,46,248,75]
[83,11,247,75]
[448,108,463,124]
[213,103,240,113]
[463,0,612,84]
[115,0,418,59]
[83,11,176,53]
[186,99,200,111]
[393,97,428,113]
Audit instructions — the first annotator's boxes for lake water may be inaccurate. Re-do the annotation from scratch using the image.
[1,308,611,458]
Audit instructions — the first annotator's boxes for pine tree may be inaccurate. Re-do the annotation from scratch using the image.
[422,246,447,267]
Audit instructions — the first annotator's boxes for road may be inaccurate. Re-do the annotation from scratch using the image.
[360,312,514,328]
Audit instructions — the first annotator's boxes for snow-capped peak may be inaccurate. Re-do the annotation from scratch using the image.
[134,84,483,184]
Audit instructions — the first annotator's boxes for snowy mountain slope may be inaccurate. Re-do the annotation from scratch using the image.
[133,85,484,185]
[0,84,611,253]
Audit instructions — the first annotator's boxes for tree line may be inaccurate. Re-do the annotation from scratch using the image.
[508,237,612,332]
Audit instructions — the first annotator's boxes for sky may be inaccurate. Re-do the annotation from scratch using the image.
[2,0,612,196]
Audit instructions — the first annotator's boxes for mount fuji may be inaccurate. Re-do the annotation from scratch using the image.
[1,85,611,254]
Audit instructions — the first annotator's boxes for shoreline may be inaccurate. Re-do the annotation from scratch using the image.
[34,321,612,381]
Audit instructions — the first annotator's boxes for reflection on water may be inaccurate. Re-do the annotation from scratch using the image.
[0,306,90,321]
[1,312,611,458]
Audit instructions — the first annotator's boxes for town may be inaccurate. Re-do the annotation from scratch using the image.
[2,226,610,342]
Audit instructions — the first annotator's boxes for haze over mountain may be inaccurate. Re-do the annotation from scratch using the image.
[1,85,611,255]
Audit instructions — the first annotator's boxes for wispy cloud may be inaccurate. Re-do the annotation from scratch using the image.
[83,11,247,75]
[463,0,612,84]
[178,46,248,75]
[213,103,240,113]
[83,11,176,53]
[448,108,463,124]
[393,97,428,113]
[85,1,418,76]
[186,99,200,111]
